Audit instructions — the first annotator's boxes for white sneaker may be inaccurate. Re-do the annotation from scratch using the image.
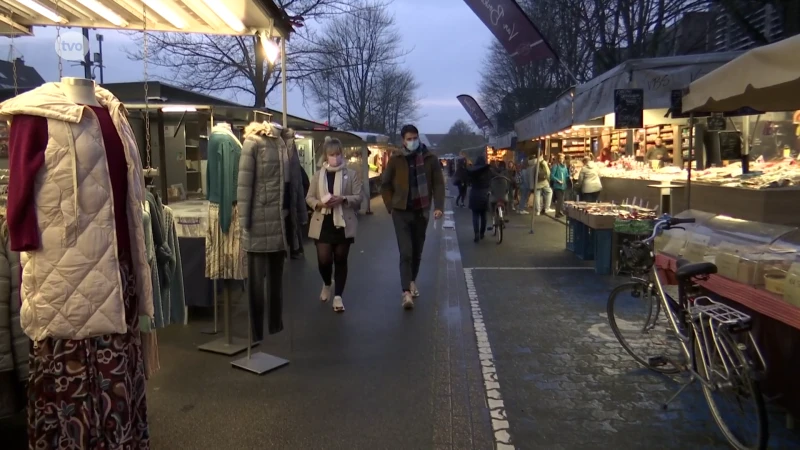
[320,285,331,302]
[410,281,420,297]
[333,296,345,312]
[402,292,414,310]
[520,210,530,215]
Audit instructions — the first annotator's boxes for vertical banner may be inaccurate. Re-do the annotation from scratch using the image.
[462,0,557,65]
[457,94,494,130]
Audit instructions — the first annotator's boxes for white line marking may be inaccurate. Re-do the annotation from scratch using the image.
[469,266,594,271]
[465,267,515,448]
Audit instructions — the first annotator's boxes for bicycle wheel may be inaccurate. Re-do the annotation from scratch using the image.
[492,213,498,236]
[606,281,683,374]
[697,328,768,450]
[496,221,503,244]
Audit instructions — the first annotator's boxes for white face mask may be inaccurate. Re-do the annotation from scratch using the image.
[328,154,343,166]
[405,139,420,152]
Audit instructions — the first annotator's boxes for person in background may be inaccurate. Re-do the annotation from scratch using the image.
[381,124,445,310]
[597,145,613,163]
[577,154,603,202]
[467,155,493,243]
[454,159,468,207]
[550,153,569,218]
[646,138,669,162]
[530,152,553,215]
[517,159,531,215]
[306,137,363,313]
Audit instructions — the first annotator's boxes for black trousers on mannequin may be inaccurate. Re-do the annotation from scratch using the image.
[248,251,285,341]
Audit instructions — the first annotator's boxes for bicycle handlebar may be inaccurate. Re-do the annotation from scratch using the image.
[643,214,696,244]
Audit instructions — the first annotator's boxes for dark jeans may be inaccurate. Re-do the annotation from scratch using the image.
[553,190,565,216]
[582,191,600,202]
[391,209,429,292]
[456,184,467,205]
[247,251,285,341]
[472,209,487,236]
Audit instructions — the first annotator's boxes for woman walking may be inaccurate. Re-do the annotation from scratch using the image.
[307,137,363,312]
[577,154,603,202]
[454,159,468,207]
[467,155,493,242]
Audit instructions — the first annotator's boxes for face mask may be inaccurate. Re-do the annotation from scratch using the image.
[405,139,420,152]
[328,155,342,166]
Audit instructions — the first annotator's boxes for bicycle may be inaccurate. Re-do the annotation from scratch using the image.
[606,214,768,450]
[492,198,506,245]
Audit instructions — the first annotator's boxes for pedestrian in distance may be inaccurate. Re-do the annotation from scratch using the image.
[577,154,603,203]
[454,159,468,207]
[550,153,569,218]
[530,152,553,215]
[466,155,492,243]
[381,124,445,310]
[517,159,531,215]
[306,137,363,313]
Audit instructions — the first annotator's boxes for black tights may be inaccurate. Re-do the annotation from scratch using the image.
[316,242,351,296]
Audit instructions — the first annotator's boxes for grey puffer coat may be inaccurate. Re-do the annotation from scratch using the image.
[238,122,289,254]
[0,217,27,380]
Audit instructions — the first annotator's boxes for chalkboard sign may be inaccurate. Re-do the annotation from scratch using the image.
[614,89,644,129]
[718,131,742,161]
[707,113,726,131]
[669,90,689,119]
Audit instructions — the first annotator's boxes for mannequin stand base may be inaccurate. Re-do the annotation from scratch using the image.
[197,337,252,356]
[200,328,220,335]
[231,352,289,375]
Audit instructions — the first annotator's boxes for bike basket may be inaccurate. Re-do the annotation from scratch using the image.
[620,241,655,271]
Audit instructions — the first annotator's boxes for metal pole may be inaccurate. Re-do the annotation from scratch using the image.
[82,28,92,79]
[97,34,104,84]
[281,38,288,129]
[687,114,694,210]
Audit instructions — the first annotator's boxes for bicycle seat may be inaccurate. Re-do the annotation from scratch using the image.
[675,260,717,279]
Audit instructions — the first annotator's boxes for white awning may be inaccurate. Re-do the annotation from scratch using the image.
[0,0,291,37]
[683,35,800,113]
[489,131,516,149]
[515,92,572,140]
[572,52,741,124]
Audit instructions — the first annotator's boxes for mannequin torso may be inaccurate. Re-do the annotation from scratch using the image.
[60,77,100,106]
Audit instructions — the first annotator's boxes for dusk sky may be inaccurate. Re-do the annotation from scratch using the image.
[1,0,496,133]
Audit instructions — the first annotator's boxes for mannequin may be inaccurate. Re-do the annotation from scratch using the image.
[206,120,246,281]
[0,80,153,448]
[238,121,289,341]
[60,77,100,106]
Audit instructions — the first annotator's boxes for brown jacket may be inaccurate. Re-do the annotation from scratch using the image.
[381,147,445,212]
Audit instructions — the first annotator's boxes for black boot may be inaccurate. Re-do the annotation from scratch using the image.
[474,233,480,243]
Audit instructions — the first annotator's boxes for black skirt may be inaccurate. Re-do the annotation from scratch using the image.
[317,213,354,245]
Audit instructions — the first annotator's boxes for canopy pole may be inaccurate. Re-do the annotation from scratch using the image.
[558,58,579,85]
[687,114,694,211]
[281,37,288,129]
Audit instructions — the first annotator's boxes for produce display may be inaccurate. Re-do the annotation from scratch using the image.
[596,155,800,189]
[565,201,657,229]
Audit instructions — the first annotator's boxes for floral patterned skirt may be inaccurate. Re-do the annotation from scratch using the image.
[205,202,246,280]
[27,257,150,450]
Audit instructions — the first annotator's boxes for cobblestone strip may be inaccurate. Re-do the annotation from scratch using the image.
[464,268,514,450]
[431,189,494,450]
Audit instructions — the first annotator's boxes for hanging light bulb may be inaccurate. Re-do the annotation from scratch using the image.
[261,32,280,64]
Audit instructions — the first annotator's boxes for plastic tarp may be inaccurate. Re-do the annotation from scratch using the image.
[573,52,742,123]
[683,35,800,113]
[515,92,573,140]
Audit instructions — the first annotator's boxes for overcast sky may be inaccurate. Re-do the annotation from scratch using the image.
[0,0,495,134]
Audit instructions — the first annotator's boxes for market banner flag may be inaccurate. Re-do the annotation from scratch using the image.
[462,0,557,66]
[457,95,494,130]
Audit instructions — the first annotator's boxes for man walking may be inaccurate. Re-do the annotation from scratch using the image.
[550,153,569,218]
[382,124,445,310]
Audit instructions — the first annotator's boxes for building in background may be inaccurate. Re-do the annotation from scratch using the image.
[710,3,786,52]
[0,58,45,90]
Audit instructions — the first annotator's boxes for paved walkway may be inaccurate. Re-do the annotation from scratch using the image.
[453,204,800,449]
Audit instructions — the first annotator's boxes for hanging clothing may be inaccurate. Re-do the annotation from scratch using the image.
[162,206,186,325]
[205,202,247,280]
[0,83,153,341]
[1,85,151,447]
[237,122,290,254]
[143,205,164,328]
[206,125,242,233]
[0,216,27,418]
[280,127,310,253]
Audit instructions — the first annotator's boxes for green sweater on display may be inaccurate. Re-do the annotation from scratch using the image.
[206,127,243,233]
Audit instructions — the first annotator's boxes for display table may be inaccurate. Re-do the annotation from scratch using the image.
[656,254,800,330]
[670,182,800,226]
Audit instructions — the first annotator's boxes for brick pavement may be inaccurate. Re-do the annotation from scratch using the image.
[453,208,800,449]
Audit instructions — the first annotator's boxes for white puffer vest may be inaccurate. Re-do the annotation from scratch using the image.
[0,83,153,342]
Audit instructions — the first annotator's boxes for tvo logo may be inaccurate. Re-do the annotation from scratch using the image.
[54,32,89,62]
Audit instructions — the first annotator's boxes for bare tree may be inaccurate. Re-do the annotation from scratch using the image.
[437,120,486,155]
[127,0,368,107]
[368,67,420,142]
[299,1,416,132]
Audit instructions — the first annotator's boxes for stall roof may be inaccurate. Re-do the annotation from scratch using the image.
[489,131,516,149]
[515,89,573,140]
[0,0,292,37]
[683,35,800,113]
[347,131,390,144]
[573,51,742,124]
